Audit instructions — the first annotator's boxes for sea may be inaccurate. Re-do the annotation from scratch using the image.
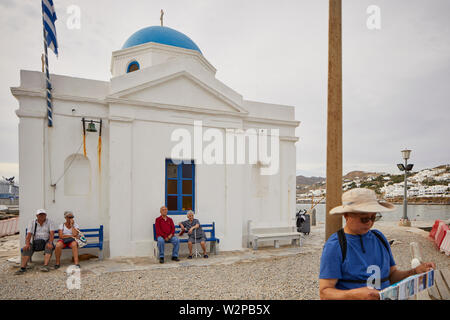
[296,204,450,223]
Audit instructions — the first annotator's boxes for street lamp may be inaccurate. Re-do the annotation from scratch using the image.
[397,149,414,226]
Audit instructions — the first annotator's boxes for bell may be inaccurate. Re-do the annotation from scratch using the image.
[86,121,97,132]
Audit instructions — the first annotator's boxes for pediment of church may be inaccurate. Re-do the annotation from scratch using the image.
[110,71,247,115]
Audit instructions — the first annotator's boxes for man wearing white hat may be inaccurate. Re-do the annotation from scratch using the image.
[319,188,435,300]
[15,209,56,274]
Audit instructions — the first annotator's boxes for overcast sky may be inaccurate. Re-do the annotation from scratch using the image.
[0,0,449,180]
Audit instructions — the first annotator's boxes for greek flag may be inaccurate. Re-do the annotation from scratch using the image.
[42,0,58,56]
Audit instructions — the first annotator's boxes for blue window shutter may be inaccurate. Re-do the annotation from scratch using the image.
[165,159,195,215]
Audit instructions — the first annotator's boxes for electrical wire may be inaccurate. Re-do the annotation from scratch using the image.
[52,140,84,187]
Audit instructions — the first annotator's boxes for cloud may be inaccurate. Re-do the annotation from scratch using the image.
[1,0,449,180]
[0,163,19,181]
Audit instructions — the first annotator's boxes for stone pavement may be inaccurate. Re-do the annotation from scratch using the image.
[4,224,326,275]
[3,220,437,276]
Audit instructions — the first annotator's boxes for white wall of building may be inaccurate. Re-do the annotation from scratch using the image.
[12,43,299,258]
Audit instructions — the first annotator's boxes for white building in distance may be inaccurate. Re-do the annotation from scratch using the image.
[11,25,300,258]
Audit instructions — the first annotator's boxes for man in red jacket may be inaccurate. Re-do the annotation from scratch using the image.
[155,206,180,263]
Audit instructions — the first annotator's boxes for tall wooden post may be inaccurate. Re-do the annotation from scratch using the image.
[325,0,343,240]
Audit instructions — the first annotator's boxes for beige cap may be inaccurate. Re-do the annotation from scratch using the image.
[329,188,395,215]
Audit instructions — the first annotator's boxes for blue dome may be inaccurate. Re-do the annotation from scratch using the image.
[122,26,202,53]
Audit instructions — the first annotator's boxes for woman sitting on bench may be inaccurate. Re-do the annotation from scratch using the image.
[179,210,208,259]
[54,211,81,269]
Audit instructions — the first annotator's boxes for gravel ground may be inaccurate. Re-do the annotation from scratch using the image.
[0,222,448,300]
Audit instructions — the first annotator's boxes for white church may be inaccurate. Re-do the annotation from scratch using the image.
[12,24,300,258]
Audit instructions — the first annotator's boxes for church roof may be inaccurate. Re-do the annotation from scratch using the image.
[121,26,202,53]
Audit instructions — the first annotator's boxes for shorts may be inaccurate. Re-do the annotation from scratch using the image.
[22,241,55,257]
[57,238,77,248]
[188,235,206,243]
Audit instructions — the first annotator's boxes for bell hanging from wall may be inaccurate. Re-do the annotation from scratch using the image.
[86,121,97,132]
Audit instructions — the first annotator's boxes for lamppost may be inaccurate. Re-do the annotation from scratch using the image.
[397,149,414,226]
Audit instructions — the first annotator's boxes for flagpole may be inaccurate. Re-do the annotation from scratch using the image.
[42,4,53,127]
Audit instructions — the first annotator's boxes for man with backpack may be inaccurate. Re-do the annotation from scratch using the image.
[319,188,435,300]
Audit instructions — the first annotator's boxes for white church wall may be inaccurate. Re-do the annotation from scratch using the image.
[17,115,45,246]
[13,39,300,259]
[119,119,244,257]
[240,139,297,248]
[63,154,91,196]
[14,71,111,259]
[109,119,133,257]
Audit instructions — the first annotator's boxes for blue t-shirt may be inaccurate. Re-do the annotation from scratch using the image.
[319,229,396,290]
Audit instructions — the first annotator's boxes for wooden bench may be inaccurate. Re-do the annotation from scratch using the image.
[247,220,302,250]
[152,223,220,257]
[24,225,104,260]
[415,268,450,300]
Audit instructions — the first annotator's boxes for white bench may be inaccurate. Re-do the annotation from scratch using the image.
[247,220,302,250]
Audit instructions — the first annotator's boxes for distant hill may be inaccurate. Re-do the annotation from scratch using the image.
[296,165,450,197]
[296,171,381,186]
[296,175,325,187]
[343,171,381,180]
[296,171,384,191]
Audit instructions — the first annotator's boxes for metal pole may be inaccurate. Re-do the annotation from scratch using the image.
[403,158,408,220]
[309,208,317,226]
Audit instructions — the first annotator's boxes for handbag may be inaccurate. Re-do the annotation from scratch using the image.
[74,227,87,248]
[63,237,74,245]
[32,221,47,251]
[32,239,47,251]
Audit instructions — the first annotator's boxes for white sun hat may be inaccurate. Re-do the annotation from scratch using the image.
[329,188,395,215]
[36,208,47,215]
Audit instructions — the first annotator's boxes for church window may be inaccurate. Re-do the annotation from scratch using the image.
[126,61,140,73]
[165,159,195,215]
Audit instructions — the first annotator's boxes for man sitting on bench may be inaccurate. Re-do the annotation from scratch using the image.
[155,206,180,264]
[179,210,208,259]
[15,209,56,274]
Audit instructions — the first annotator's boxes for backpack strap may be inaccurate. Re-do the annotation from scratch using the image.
[371,229,390,252]
[338,229,391,284]
[337,228,390,263]
[31,220,38,244]
[337,228,347,262]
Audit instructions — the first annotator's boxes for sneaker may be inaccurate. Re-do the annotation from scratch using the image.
[188,255,193,259]
[54,264,60,270]
[203,254,208,259]
[15,268,26,275]
[159,258,164,264]
[40,265,50,272]
[171,256,180,262]
[75,264,81,269]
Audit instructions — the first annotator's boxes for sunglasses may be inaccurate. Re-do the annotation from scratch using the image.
[66,216,74,219]
[358,215,377,224]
